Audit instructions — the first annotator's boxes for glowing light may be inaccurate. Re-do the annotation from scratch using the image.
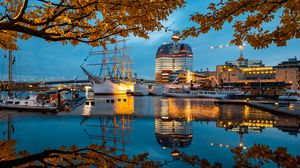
[171,151,180,157]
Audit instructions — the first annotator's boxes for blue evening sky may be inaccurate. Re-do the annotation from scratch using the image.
[0,1,299,81]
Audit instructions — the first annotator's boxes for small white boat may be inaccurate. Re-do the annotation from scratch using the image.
[149,85,166,96]
[134,83,149,96]
[0,95,57,113]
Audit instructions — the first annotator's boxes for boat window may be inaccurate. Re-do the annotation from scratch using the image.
[25,102,28,104]
[0,100,2,103]
[6,101,13,104]
[14,101,20,104]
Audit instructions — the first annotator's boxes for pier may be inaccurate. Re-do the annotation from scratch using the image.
[215,99,300,117]
[0,80,90,91]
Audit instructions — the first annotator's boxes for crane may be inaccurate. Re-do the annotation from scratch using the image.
[163,22,175,32]
[210,43,247,59]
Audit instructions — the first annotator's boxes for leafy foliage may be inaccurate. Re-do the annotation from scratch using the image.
[0,0,185,50]
[182,0,300,49]
[0,140,161,168]
[0,140,299,168]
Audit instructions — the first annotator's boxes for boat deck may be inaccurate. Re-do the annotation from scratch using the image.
[0,104,58,113]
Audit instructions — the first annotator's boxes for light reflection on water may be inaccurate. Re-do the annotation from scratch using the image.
[0,95,299,167]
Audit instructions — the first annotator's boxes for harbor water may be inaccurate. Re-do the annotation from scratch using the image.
[0,96,299,167]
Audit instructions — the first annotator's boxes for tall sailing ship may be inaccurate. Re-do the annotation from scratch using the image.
[81,38,135,95]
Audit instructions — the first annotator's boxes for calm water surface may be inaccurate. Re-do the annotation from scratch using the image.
[1,96,299,167]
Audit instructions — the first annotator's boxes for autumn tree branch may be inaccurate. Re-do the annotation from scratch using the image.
[0,0,185,50]
[183,0,299,49]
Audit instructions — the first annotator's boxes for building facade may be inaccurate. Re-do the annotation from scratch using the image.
[216,56,291,96]
[275,57,300,90]
[155,32,193,83]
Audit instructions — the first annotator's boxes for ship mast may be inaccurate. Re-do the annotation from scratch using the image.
[122,39,126,81]
[8,50,13,97]
[113,40,118,81]
[103,47,107,80]
[127,50,132,81]
[82,38,132,82]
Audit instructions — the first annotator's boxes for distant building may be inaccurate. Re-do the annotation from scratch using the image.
[275,57,300,90]
[155,32,193,83]
[225,56,264,68]
[159,69,203,84]
[216,56,291,96]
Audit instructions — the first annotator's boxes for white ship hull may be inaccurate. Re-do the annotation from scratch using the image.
[197,90,229,99]
[163,90,229,99]
[134,83,149,96]
[92,80,134,95]
[197,93,227,99]
[163,91,199,98]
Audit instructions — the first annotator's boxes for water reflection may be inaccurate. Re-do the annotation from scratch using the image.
[155,99,194,158]
[215,104,300,149]
[80,115,132,155]
[217,104,300,136]
[80,96,135,155]
[0,113,14,140]
[82,95,135,116]
[0,96,299,166]
[154,98,219,121]
[154,98,300,152]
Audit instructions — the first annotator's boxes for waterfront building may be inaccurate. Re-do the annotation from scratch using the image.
[240,67,276,80]
[155,32,193,83]
[275,57,300,90]
[216,65,244,83]
[159,69,208,85]
[215,57,292,96]
[216,55,275,84]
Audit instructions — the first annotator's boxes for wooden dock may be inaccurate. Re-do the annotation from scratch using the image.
[215,99,300,117]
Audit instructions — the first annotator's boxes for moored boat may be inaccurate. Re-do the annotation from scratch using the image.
[134,83,149,96]
[163,90,199,98]
[0,95,58,113]
[163,88,244,99]
[196,90,228,99]
[279,90,300,101]
[149,84,166,96]
[81,38,134,95]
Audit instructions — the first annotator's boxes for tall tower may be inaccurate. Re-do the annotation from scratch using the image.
[155,32,193,83]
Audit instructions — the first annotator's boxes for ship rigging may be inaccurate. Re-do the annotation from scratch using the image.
[81,38,135,95]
